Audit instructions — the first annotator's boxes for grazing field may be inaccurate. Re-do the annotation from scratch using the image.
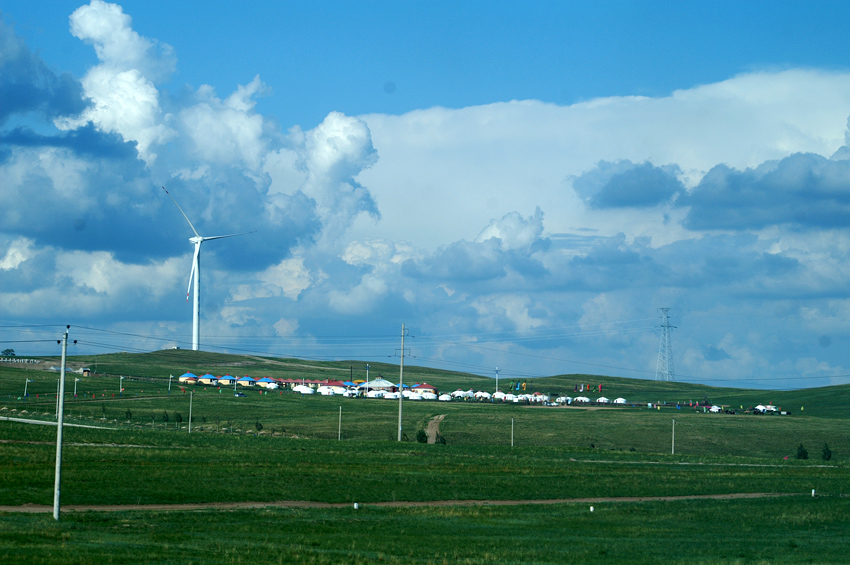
[3,497,850,564]
[1,351,850,563]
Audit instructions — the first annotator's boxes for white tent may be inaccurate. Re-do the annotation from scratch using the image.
[438,394,452,401]
[293,384,314,395]
[596,397,610,404]
[574,396,591,403]
[710,405,722,413]
[359,377,396,390]
[474,391,492,399]
[613,397,627,404]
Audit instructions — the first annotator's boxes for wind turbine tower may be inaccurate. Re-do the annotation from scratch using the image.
[163,187,251,351]
[655,307,676,381]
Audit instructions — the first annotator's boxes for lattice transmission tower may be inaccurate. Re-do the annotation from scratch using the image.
[655,307,676,381]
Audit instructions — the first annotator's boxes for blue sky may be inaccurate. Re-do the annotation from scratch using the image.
[3,1,850,390]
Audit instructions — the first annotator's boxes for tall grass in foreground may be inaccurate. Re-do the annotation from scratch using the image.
[1,497,849,564]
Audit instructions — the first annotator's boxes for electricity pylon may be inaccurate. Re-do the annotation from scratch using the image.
[656,308,675,381]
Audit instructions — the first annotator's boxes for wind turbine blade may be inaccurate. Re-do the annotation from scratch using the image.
[202,230,257,241]
[186,244,200,301]
[162,187,201,238]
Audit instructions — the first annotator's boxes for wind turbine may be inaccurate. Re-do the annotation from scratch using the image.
[162,187,252,351]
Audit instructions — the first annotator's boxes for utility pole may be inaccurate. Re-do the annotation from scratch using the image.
[397,323,407,442]
[365,364,370,396]
[54,326,74,521]
[495,367,500,393]
[188,390,193,433]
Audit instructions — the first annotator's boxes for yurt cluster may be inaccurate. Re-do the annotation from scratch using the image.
[174,373,603,403]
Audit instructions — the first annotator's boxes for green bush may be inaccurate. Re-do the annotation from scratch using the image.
[416,429,428,443]
[822,443,832,461]
[797,443,808,460]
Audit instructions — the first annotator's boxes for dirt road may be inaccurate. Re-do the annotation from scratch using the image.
[426,414,445,444]
[0,492,803,514]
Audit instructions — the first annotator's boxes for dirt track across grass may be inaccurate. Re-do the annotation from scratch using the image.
[0,492,803,514]
[426,414,445,443]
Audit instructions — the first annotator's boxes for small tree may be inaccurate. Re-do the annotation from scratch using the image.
[175,413,183,427]
[162,411,169,429]
[797,443,809,460]
[1,348,15,356]
[822,443,833,461]
[125,408,132,422]
[255,421,263,433]
[416,429,428,443]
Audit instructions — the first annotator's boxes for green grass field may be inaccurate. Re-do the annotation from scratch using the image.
[3,497,850,564]
[2,351,849,563]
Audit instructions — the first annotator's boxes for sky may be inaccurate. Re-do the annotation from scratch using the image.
[3,1,850,390]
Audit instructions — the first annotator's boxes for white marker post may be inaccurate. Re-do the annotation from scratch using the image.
[672,419,675,455]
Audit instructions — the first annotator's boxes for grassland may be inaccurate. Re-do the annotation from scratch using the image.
[3,497,850,564]
[1,351,850,563]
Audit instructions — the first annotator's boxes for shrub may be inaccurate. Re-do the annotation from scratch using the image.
[822,443,832,461]
[416,429,428,443]
[436,433,447,445]
[796,444,808,460]
[255,421,263,433]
